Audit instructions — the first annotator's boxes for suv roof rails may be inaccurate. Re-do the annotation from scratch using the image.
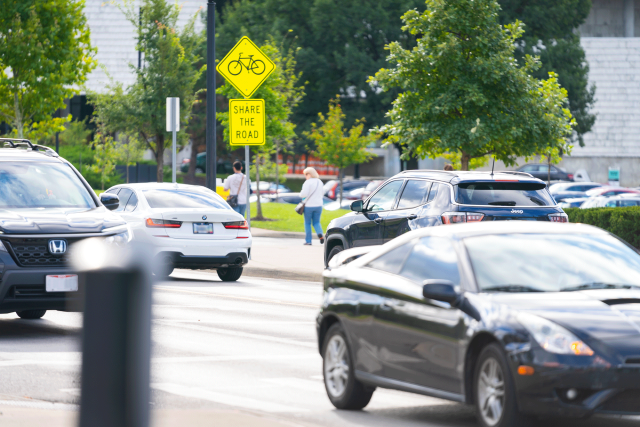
[500,171,534,178]
[0,138,59,157]
[398,169,457,176]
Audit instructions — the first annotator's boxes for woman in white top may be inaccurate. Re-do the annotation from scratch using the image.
[299,167,324,245]
[223,161,250,216]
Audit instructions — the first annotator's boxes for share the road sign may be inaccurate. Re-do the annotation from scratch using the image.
[229,99,265,146]
[217,37,276,99]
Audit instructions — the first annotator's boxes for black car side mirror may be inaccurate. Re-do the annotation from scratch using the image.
[423,279,459,305]
[100,193,120,211]
[350,200,364,212]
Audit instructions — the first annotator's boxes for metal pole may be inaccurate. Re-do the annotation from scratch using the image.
[138,7,142,69]
[172,98,177,183]
[245,145,251,229]
[205,1,217,191]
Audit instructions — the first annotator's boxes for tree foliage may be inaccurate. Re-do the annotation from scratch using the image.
[306,98,375,204]
[92,0,204,182]
[0,0,96,139]
[498,0,594,145]
[370,0,575,171]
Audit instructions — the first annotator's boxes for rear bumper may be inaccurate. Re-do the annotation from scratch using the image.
[163,251,249,270]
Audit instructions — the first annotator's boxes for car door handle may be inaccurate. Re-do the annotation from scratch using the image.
[374,218,383,224]
[407,214,418,220]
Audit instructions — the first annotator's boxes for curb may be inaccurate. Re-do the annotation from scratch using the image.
[242,266,323,283]
[250,228,307,239]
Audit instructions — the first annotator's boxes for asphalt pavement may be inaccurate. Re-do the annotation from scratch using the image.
[0,245,638,427]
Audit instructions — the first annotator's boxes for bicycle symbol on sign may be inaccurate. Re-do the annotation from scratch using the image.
[227,53,266,76]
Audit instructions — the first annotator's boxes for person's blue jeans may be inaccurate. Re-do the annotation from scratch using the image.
[232,204,246,217]
[304,206,323,244]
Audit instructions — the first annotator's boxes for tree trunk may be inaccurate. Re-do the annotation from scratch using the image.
[460,151,471,171]
[304,152,309,168]
[291,155,297,174]
[187,140,198,183]
[155,133,165,182]
[255,155,264,220]
[14,93,23,138]
[275,140,280,202]
[126,162,130,183]
[338,168,344,208]
[547,153,551,187]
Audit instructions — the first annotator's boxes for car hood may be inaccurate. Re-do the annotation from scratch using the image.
[0,207,126,234]
[484,290,640,358]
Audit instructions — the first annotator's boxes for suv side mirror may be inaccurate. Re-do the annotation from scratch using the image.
[100,193,120,211]
[423,279,459,305]
[350,200,364,212]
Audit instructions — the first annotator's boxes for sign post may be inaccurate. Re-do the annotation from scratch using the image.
[217,36,275,229]
[166,97,179,183]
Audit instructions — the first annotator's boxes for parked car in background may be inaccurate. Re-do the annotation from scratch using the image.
[250,182,291,195]
[549,182,603,202]
[180,153,244,175]
[104,183,251,281]
[517,163,574,181]
[324,170,566,265]
[324,179,370,200]
[360,180,384,200]
[318,221,640,425]
[558,197,588,209]
[580,193,640,209]
[584,186,640,198]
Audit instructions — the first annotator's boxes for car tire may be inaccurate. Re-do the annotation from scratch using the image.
[154,256,174,279]
[327,245,343,263]
[474,343,531,427]
[217,267,243,282]
[322,323,374,410]
[17,309,46,320]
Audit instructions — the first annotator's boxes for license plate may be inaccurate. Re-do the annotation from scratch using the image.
[193,223,213,234]
[46,275,78,292]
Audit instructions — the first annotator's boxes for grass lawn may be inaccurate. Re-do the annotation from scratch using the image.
[249,202,349,233]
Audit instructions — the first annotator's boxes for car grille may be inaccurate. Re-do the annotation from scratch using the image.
[1,237,87,268]
[599,390,640,413]
[6,285,65,299]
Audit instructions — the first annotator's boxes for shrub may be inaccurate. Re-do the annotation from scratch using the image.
[565,207,640,249]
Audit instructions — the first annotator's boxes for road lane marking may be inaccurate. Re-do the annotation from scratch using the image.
[153,353,319,364]
[151,383,307,413]
[154,286,319,308]
[153,320,317,348]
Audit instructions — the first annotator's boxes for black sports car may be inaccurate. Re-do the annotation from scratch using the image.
[316,222,640,427]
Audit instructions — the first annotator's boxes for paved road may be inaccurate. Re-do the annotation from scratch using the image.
[0,270,637,427]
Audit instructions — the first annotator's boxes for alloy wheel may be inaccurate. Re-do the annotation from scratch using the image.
[324,334,350,398]
[477,357,505,426]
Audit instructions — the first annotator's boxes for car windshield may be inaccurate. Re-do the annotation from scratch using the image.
[455,182,555,206]
[143,189,230,210]
[464,233,640,292]
[0,161,95,209]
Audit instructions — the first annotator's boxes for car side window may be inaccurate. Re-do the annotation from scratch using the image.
[400,237,461,285]
[124,192,138,212]
[426,182,439,203]
[605,201,617,207]
[521,165,536,172]
[397,180,431,210]
[115,188,133,212]
[367,241,415,275]
[620,200,639,207]
[366,180,404,212]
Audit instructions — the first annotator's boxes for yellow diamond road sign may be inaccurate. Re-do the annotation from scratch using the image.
[229,99,265,146]
[217,37,276,99]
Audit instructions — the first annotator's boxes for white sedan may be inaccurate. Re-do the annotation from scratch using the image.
[103,183,251,281]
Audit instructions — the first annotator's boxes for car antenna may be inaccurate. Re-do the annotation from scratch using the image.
[490,157,495,177]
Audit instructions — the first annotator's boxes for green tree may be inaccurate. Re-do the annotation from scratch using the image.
[0,0,96,139]
[90,120,118,191]
[498,0,594,145]
[93,0,204,182]
[217,41,304,220]
[306,98,375,205]
[370,0,575,171]
[115,135,145,183]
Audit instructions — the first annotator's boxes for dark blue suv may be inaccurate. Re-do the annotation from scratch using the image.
[324,170,567,264]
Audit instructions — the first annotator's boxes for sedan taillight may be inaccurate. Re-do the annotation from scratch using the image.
[223,221,249,229]
[441,212,485,224]
[548,213,569,223]
[145,218,182,228]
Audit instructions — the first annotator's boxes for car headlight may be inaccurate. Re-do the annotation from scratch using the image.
[517,312,594,356]
[102,225,133,246]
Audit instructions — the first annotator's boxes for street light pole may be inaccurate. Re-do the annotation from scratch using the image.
[206,1,217,191]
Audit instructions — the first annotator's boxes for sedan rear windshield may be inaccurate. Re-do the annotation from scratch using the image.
[0,162,95,209]
[455,182,555,206]
[143,189,230,210]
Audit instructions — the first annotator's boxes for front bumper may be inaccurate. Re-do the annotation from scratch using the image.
[512,352,640,417]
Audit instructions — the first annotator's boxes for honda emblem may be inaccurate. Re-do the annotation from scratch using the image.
[48,240,67,254]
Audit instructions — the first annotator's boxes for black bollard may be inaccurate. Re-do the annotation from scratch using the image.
[72,240,153,427]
